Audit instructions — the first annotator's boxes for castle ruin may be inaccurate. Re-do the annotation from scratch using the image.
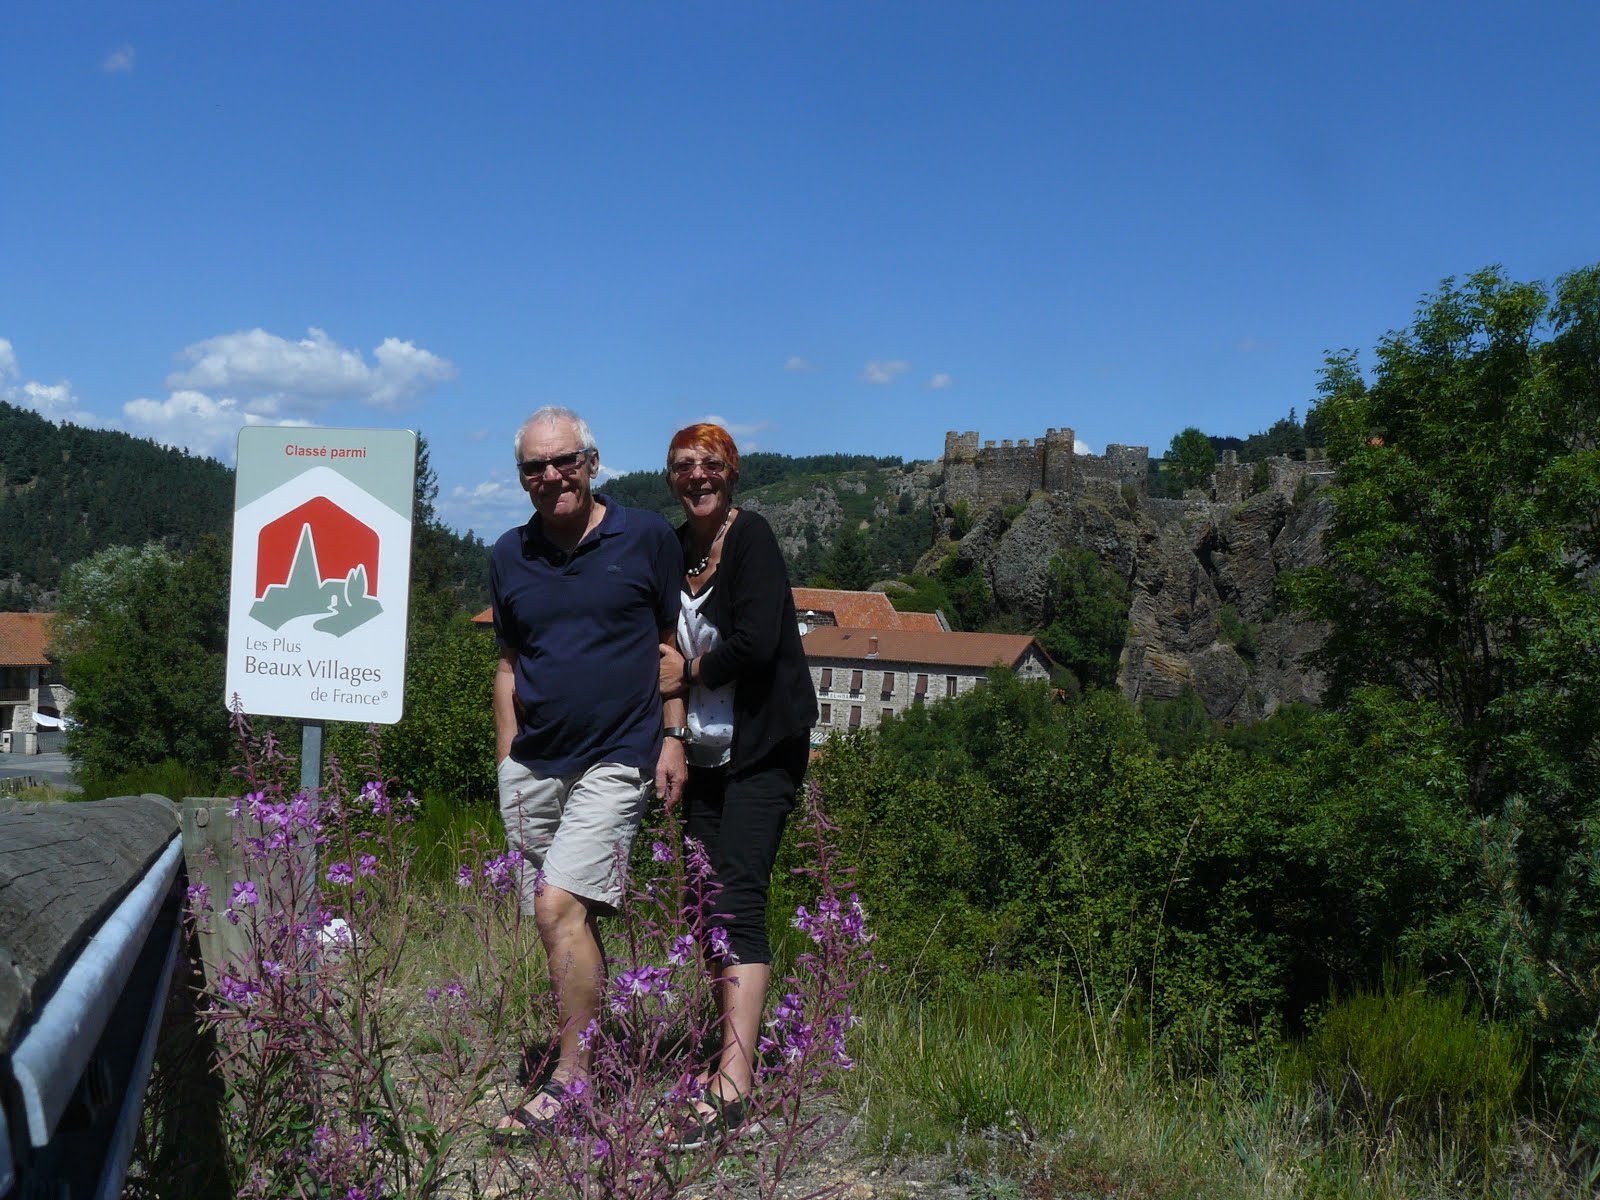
[941,428,1149,509]
[941,428,1334,510]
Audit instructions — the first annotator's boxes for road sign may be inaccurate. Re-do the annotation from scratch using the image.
[225,427,416,723]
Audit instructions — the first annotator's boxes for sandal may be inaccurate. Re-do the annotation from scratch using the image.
[663,1092,759,1152]
[491,1077,569,1145]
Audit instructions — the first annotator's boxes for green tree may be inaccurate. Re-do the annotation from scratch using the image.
[820,522,873,590]
[1287,266,1600,815]
[54,538,233,786]
[1166,426,1216,491]
[1036,548,1129,688]
[1286,265,1600,1132]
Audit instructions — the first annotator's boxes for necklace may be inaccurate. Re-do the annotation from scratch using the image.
[685,510,734,578]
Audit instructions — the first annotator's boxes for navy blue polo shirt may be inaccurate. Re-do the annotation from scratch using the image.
[490,498,682,776]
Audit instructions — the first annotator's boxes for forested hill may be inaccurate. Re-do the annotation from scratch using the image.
[0,403,491,611]
[0,401,233,602]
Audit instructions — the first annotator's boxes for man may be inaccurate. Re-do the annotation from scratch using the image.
[488,406,686,1140]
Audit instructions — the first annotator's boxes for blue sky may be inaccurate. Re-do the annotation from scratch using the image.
[4,3,1596,536]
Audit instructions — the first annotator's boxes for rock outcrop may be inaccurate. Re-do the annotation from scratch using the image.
[946,482,1333,722]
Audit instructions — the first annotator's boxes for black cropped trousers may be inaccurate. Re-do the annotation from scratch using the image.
[682,734,810,966]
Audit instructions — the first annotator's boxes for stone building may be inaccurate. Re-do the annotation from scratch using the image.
[803,626,1052,739]
[0,613,72,754]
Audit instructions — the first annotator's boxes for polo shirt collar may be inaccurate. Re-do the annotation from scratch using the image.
[521,496,626,558]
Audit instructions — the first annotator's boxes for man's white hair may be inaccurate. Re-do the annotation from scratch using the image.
[514,406,597,462]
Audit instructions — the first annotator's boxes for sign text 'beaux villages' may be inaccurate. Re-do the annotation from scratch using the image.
[225,428,417,724]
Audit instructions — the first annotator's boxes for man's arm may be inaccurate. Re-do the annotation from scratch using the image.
[656,627,688,806]
[494,648,518,763]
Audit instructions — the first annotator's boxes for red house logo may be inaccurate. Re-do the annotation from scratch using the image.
[251,498,384,635]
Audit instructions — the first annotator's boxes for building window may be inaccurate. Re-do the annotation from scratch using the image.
[819,702,832,724]
[914,673,928,704]
[849,704,862,729]
[850,669,863,694]
[974,676,987,689]
[945,675,958,698]
[819,667,832,692]
[880,670,895,698]
[881,707,893,722]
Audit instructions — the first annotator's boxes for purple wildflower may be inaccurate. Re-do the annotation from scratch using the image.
[455,863,474,889]
[650,840,671,863]
[362,780,391,817]
[590,1137,610,1160]
[231,879,259,908]
[186,882,211,912]
[668,934,696,966]
[218,973,262,1009]
[326,861,355,886]
[707,926,736,962]
[483,851,523,897]
[357,853,379,878]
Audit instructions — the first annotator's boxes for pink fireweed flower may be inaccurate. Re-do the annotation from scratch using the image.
[707,926,736,962]
[185,882,211,912]
[231,880,259,908]
[326,861,355,886]
[668,934,697,966]
[357,854,379,878]
[577,1018,600,1050]
[650,840,671,863]
[361,780,390,817]
[455,863,474,889]
[482,851,523,897]
[608,965,673,1014]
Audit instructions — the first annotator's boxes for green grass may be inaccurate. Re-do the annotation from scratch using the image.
[841,974,1593,1199]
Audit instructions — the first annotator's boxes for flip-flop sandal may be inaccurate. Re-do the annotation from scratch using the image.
[663,1093,759,1152]
[491,1077,569,1145]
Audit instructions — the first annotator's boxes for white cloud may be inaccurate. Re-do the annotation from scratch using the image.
[166,327,456,413]
[1235,337,1268,353]
[928,373,953,390]
[438,475,529,535]
[861,360,910,385]
[102,44,135,73]
[0,339,105,427]
[1075,439,1093,455]
[784,356,815,372]
[691,413,768,451]
[122,389,313,459]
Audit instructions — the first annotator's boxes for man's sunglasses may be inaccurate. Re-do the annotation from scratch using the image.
[518,449,593,478]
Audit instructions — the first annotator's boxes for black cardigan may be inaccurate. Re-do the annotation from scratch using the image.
[680,510,818,774]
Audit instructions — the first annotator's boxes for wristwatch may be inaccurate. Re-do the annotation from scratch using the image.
[663,726,691,741]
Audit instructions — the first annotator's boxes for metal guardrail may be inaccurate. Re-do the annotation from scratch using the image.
[0,797,188,1200]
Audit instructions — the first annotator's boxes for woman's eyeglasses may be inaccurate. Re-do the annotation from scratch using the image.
[669,457,727,478]
[518,449,592,478]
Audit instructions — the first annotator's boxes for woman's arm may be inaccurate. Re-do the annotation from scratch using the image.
[698,514,790,691]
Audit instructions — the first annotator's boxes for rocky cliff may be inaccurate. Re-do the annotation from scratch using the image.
[937,480,1331,721]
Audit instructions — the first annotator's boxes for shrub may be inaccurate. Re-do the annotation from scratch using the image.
[1291,964,1528,1146]
[1217,605,1258,661]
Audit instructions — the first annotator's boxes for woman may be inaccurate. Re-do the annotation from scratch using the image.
[657,423,818,1149]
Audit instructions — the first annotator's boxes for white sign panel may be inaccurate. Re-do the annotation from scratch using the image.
[225,427,416,723]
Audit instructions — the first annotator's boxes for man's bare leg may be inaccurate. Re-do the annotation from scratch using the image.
[497,882,605,1127]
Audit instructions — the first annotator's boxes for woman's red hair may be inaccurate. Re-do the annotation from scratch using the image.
[666,423,740,485]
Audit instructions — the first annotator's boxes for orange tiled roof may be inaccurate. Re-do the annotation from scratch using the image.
[0,613,57,667]
[801,625,1046,671]
[791,588,943,631]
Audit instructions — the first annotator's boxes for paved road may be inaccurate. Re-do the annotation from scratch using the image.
[0,751,80,792]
